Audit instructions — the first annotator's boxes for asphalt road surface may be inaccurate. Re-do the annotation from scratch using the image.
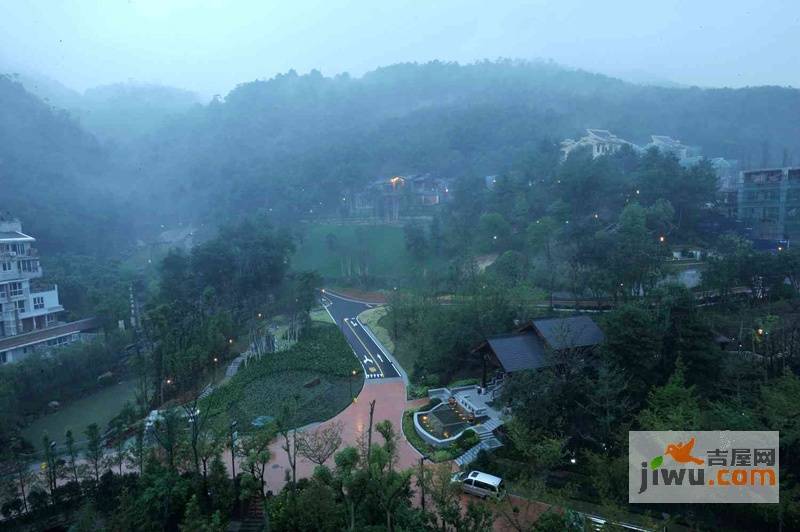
[320,290,401,380]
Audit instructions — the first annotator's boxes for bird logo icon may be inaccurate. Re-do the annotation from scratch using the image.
[649,436,704,469]
[665,437,704,464]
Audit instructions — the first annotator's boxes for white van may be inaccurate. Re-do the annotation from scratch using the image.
[452,470,506,500]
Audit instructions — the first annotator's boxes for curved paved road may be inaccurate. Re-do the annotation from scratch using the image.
[320,289,400,380]
[224,291,420,494]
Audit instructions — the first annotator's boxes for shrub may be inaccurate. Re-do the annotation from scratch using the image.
[433,450,451,462]
[447,378,480,388]
[455,429,480,451]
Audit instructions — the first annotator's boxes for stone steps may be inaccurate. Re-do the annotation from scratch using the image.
[455,437,504,467]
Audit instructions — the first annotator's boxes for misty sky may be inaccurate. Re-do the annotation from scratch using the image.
[1,0,798,98]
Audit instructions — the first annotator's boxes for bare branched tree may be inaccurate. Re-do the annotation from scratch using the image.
[296,421,344,466]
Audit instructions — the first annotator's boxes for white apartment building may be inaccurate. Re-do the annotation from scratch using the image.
[560,129,639,160]
[0,215,97,363]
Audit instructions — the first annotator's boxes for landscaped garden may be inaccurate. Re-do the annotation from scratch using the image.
[401,399,480,462]
[203,323,364,432]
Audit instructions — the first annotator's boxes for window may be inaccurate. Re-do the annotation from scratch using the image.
[1,262,11,272]
[33,296,44,310]
[473,480,494,491]
[0,352,6,364]
[20,260,39,273]
[15,300,25,312]
[9,283,23,297]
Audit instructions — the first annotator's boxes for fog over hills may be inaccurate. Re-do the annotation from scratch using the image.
[2,59,799,252]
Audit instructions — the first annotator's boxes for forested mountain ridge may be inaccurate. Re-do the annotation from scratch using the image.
[0,74,130,253]
[121,60,800,228]
[2,60,800,247]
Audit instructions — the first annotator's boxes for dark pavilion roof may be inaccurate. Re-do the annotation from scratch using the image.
[531,316,605,350]
[484,315,604,373]
[486,332,546,373]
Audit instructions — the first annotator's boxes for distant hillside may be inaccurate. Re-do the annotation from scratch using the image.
[76,83,200,142]
[2,69,200,143]
[3,60,800,247]
[0,75,130,253]
[120,60,800,226]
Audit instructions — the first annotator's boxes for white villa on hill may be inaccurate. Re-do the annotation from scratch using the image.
[0,214,98,363]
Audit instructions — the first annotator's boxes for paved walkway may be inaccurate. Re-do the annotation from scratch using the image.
[225,380,427,493]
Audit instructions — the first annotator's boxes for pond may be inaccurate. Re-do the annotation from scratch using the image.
[22,380,138,451]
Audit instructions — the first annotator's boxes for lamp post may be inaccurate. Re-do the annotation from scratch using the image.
[419,454,429,511]
[230,420,238,499]
[349,369,358,401]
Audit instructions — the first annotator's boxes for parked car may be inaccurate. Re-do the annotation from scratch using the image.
[451,470,506,500]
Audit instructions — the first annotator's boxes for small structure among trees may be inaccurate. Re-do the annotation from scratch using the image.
[475,316,605,386]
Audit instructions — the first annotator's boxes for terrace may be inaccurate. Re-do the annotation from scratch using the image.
[413,384,504,447]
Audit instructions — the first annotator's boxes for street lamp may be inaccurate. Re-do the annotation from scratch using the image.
[419,454,430,511]
[230,420,238,487]
[349,369,358,401]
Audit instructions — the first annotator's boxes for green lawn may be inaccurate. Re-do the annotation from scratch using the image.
[22,380,138,451]
[310,307,335,324]
[358,306,395,353]
[203,323,364,432]
[292,223,415,278]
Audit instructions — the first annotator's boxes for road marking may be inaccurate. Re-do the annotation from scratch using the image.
[346,319,384,378]
[321,300,337,324]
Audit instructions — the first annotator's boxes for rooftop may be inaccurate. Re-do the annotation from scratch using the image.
[531,316,605,350]
[486,331,546,372]
[483,315,605,373]
[587,129,616,141]
[0,231,35,243]
[0,318,99,353]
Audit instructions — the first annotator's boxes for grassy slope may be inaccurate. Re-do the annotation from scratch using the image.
[358,306,395,353]
[292,223,413,278]
[203,323,364,432]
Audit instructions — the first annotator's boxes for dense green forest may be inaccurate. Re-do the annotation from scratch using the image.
[3,60,800,254]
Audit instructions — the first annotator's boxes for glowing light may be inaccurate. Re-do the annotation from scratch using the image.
[659,236,666,243]
[213,357,218,363]
[757,328,764,335]
[228,339,234,344]
[570,458,577,465]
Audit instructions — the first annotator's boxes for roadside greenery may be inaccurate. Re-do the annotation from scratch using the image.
[203,323,364,432]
